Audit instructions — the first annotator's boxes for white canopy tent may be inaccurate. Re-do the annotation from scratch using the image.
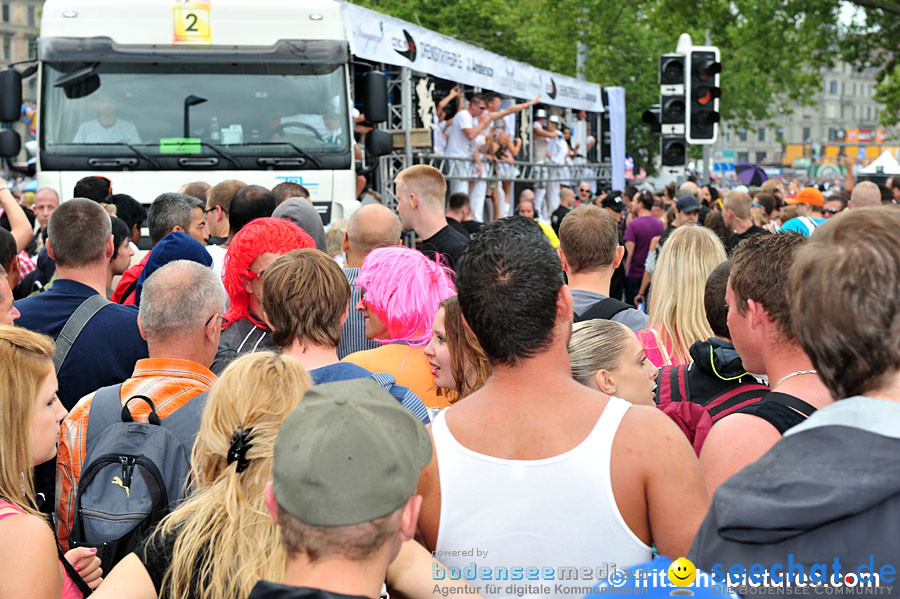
[860,150,900,175]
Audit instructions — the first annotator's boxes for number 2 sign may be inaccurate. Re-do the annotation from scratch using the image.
[173,0,211,44]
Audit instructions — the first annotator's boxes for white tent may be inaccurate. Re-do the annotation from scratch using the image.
[860,150,900,175]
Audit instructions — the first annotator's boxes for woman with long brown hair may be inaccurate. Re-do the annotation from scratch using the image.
[424,296,491,401]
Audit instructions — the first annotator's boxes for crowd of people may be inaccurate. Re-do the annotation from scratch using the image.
[433,89,596,226]
[0,159,898,599]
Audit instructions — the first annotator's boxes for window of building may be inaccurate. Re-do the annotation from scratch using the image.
[802,126,811,141]
[737,152,749,163]
[758,128,766,142]
[27,5,35,26]
[2,3,9,23]
[826,104,837,119]
[738,128,747,142]
[27,37,36,59]
[2,35,9,60]
[829,80,837,95]
[756,152,767,164]
[776,127,784,141]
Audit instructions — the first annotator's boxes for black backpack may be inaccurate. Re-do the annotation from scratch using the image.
[68,385,204,573]
[573,297,632,323]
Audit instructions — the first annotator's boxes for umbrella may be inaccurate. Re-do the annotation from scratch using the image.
[734,162,768,187]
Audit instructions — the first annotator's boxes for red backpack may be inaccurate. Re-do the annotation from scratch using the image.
[655,362,769,455]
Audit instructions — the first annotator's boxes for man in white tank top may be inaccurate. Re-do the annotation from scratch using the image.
[417,217,709,599]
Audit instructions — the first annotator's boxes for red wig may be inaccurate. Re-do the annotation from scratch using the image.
[222,217,315,329]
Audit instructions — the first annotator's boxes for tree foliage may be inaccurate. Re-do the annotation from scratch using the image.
[841,2,900,126]
[350,1,844,172]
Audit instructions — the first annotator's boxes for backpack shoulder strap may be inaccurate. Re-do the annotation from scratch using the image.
[84,384,124,448]
[765,391,818,418]
[574,297,632,323]
[655,365,685,405]
[158,391,208,450]
[119,278,139,305]
[53,294,110,373]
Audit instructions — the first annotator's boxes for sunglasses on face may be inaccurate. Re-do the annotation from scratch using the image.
[823,208,840,216]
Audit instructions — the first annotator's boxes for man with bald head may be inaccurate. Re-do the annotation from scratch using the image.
[678,180,701,199]
[337,203,402,359]
[849,180,882,209]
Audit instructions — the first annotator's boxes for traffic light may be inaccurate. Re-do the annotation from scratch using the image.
[658,52,686,172]
[659,54,685,136]
[642,105,661,135]
[686,46,721,144]
[661,137,686,167]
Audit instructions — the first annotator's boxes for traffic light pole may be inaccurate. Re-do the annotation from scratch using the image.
[702,141,709,182]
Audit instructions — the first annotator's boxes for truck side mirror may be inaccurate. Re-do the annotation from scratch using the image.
[0,129,21,158]
[361,71,388,124]
[357,129,393,175]
[0,68,22,122]
[365,129,392,157]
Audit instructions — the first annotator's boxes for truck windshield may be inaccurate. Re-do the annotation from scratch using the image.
[41,61,350,169]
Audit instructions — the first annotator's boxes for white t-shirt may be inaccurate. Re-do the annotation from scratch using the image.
[72,119,141,144]
[445,110,474,158]
[206,243,228,279]
[571,118,588,158]
[549,132,568,164]
[432,114,448,155]
[533,121,549,162]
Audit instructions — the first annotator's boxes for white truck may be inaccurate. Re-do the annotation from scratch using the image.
[0,0,391,223]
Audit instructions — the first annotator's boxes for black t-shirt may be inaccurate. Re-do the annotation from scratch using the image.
[248,581,373,599]
[446,216,483,239]
[421,224,469,270]
[139,524,208,597]
[725,225,768,254]
[550,205,570,235]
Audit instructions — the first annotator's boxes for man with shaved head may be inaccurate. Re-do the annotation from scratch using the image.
[849,180,882,209]
[337,203,402,359]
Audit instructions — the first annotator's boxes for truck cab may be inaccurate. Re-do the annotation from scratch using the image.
[1,0,389,222]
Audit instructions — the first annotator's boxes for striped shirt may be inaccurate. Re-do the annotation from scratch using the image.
[337,267,381,360]
[55,358,215,550]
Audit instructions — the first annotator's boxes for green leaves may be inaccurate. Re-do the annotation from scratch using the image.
[349,0,847,171]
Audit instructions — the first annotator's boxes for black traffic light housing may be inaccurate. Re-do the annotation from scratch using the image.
[661,137,686,167]
[686,47,721,144]
[642,105,661,135]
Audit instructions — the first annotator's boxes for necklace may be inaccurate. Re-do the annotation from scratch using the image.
[774,369,817,388]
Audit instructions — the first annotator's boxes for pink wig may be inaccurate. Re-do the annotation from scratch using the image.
[222,217,315,329]
[356,245,456,346]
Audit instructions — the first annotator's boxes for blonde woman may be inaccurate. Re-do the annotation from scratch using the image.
[96,351,483,599]
[567,319,657,406]
[637,226,727,366]
[0,325,102,599]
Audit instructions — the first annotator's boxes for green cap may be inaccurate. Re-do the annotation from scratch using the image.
[273,378,432,526]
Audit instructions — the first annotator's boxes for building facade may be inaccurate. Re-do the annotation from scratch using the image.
[714,60,893,169]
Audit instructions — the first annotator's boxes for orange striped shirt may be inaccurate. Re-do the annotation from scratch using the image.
[55,358,215,550]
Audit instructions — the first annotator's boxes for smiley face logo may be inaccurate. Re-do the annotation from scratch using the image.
[668,557,697,587]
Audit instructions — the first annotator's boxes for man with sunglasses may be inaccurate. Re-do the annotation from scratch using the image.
[575,181,593,205]
[821,194,846,219]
